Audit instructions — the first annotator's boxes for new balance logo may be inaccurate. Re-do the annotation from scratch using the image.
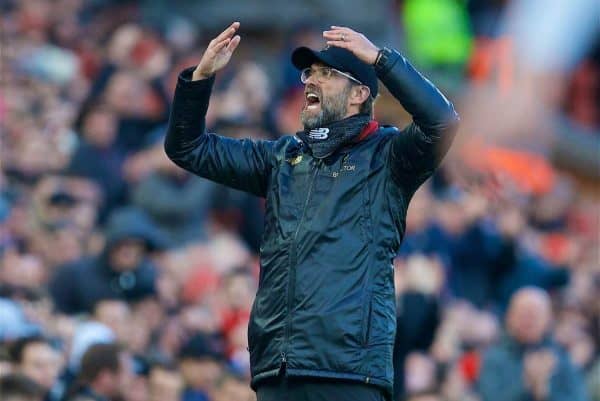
[308,128,329,140]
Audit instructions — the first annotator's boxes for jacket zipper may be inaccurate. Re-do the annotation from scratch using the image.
[279,351,287,374]
[282,158,322,372]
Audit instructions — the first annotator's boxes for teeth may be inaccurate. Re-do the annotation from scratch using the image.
[306,93,319,101]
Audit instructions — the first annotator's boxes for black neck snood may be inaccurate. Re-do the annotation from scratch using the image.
[296,114,371,158]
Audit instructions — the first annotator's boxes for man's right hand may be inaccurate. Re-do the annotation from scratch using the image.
[192,22,241,81]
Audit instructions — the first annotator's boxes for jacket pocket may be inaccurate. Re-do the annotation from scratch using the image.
[361,292,373,346]
[366,289,396,347]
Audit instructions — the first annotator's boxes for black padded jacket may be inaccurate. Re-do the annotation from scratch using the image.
[164,48,459,398]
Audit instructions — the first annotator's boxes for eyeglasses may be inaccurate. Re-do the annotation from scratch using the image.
[300,66,363,85]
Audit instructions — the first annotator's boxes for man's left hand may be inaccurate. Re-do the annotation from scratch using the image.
[323,26,380,65]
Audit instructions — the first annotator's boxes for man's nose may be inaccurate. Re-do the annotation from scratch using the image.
[304,73,320,86]
[304,84,321,97]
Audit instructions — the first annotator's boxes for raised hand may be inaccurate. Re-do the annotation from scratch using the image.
[524,350,557,400]
[322,26,380,65]
[192,22,241,81]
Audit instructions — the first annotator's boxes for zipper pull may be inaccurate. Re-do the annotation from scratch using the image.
[279,352,287,375]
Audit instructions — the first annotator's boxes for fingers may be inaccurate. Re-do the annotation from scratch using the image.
[226,35,241,52]
[325,40,350,50]
[194,23,240,79]
[326,26,356,38]
[322,31,343,41]
[211,37,231,53]
[323,29,351,48]
[209,20,241,53]
[323,26,357,45]
[208,22,240,51]
[330,25,354,33]
[210,34,241,56]
[214,21,240,44]
[323,30,351,39]
[323,27,378,64]
[324,26,353,42]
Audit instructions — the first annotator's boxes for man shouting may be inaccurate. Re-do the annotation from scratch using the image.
[165,21,459,401]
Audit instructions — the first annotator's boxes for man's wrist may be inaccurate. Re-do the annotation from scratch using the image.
[192,69,213,81]
[373,47,398,74]
[177,67,216,100]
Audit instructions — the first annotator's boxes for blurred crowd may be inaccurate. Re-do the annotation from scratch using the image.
[0,1,598,401]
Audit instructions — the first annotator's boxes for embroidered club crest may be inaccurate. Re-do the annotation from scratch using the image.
[288,155,303,166]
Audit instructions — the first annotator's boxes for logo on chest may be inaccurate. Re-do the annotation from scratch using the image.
[308,128,329,140]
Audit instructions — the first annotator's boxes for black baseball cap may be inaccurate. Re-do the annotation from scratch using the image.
[291,46,378,98]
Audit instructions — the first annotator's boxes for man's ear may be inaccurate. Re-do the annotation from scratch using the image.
[351,85,370,106]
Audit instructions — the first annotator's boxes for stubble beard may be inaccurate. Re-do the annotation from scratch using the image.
[300,85,351,130]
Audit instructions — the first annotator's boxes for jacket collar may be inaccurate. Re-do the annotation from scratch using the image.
[352,120,379,143]
[297,114,373,159]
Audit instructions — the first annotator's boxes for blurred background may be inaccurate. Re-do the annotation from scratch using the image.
[0,0,598,401]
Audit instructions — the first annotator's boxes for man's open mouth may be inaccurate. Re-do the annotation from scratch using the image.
[305,91,321,110]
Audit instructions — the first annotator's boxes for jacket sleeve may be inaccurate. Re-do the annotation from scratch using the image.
[164,67,275,198]
[376,50,460,187]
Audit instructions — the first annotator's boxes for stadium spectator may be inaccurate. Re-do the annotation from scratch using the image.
[66,343,132,401]
[49,207,166,314]
[0,373,45,401]
[66,102,127,220]
[8,337,63,401]
[178,334,226,401]
[478,287,589,401]
[132,149,215,245]
[148,362,184,401]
